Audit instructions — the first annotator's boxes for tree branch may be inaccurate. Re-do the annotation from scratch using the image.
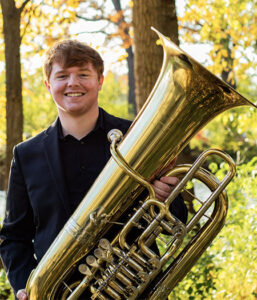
[180,25,200,33]
[21,12,32,40]
[111,0,122,11]
[19,0,31,13]
[20,2,42,40]
[76,14,108,22]
[77,30,108,35]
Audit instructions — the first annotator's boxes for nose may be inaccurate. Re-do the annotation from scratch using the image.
[67,74,79,86]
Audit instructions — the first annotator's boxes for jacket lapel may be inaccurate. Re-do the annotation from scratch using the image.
[42,119,71,216]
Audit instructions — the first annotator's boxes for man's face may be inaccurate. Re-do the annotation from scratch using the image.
[45,62,104,117]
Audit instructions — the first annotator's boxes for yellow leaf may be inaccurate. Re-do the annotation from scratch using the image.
[221,49,228,58]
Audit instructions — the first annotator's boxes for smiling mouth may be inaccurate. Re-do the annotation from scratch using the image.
[65,92,85,97]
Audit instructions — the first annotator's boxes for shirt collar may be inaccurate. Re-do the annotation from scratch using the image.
[58,108,105,141]
[58,118,65,140]
[94,107,104,132]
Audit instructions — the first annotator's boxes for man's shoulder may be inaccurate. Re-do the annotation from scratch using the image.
[15,120,58,151]
[101,108,132,135]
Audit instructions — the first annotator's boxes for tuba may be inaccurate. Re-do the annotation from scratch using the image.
[25,28,256,299]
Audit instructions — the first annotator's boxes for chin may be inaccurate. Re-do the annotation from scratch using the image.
[68,107,93,116]
[61,102,97,116]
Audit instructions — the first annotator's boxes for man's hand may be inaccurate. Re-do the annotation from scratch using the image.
[17,289,28,300]
[152,157,179,202]
[152,176,179,202]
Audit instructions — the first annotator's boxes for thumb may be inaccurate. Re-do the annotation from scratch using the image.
[17,289,28,300]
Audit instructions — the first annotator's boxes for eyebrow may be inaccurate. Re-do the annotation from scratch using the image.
[55,67,91,73]
[78,67,91,72]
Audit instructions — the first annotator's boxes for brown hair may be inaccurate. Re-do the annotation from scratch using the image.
[43,39,104,82]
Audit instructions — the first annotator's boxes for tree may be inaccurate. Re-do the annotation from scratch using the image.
[180,0,257,88]
[132,0,179,110]
[0,71,5,190]
[0,0,29,188]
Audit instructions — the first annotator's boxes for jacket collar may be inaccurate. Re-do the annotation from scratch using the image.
[43,119,72,216]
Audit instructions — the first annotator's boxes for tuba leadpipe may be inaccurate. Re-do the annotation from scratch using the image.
[25,28,256,299]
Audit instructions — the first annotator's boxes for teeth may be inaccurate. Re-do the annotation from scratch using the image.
[66,93,84,97]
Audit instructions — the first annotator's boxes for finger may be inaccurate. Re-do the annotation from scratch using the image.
[160,176,179,186]
[152,179,173,193]
[17,290,28,300]
[155,190,167,202]
[155,195,166,202]
[153,185,170,200]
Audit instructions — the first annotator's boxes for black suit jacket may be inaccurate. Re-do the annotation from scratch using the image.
[0,109,131,294]
[0,108,187,296]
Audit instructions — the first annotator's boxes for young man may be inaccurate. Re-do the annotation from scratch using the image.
[0,40,187,300]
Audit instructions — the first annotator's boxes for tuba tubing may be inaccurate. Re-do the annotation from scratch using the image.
[26,28,256,299]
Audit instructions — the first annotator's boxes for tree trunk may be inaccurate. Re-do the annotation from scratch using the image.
[125,45,136,116]
[0,0,23,189]
[132,0,179,111]
[220,37,236,89]
[111,0,136,116]
[132,0,196,169]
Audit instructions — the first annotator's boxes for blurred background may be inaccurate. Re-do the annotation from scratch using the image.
[0,0,256,299]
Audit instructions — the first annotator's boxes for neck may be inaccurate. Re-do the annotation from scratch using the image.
[59,107,99,140]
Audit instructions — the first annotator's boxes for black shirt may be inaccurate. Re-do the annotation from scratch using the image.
[58,108,132,213]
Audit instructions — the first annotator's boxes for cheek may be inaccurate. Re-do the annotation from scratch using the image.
[51,83,63,96]
[84,79,102,92]
[85,81,95,89]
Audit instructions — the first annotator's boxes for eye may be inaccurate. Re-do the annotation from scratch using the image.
[56,74,67,79]
[80,73,89,77]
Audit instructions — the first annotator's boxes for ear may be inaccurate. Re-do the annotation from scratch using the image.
[98,75,104,91]
[44,80,51,94]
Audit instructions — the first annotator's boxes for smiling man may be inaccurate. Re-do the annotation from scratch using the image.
[0,40,187,300]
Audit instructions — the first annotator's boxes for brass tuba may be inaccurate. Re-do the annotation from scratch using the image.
[25,28,256,299]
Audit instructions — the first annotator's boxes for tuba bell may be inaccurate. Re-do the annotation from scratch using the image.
[25,28,256,299]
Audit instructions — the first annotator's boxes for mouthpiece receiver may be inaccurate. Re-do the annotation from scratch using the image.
[107,129,123,143]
